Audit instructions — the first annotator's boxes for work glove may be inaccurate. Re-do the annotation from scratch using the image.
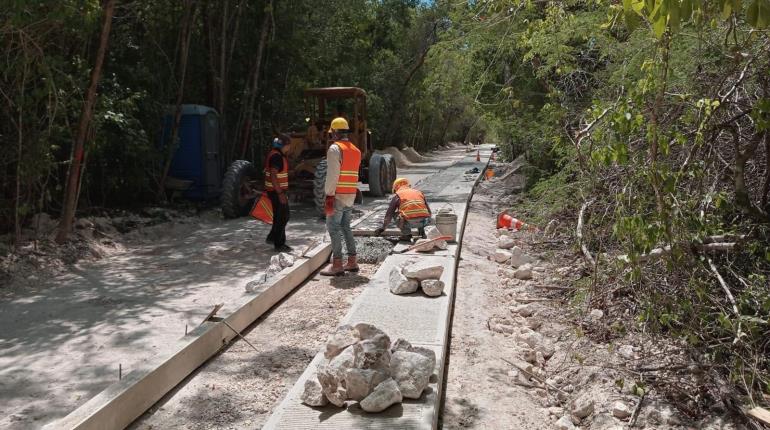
[324,195,335,216]
[278,192,288,205]
[374,227,384,237]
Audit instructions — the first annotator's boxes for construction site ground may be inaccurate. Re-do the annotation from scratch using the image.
[0,146,469,430]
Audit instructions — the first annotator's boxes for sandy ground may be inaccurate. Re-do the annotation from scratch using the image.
[129,263,377,430]
[441,192,744,429]
[441,203,548,429]
[0,147,469,430]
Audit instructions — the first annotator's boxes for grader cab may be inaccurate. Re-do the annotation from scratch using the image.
[221,87,397,218]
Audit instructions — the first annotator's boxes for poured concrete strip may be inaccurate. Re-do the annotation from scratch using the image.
[263,148,490,429]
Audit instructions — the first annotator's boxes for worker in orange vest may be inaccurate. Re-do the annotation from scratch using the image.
[374,178,431,242]
[320,117,362,276]
[264,134,292,252]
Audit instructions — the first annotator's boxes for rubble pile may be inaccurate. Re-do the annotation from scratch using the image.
[388,260,445,297]
[301,323,436,413]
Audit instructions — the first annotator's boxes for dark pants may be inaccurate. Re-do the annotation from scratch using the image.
[266,191,290,249]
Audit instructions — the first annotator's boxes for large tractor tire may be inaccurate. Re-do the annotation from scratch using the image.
[313,159,328,215]
[367,153,388,197]
[221,160,257,219]
[382,154,397,193]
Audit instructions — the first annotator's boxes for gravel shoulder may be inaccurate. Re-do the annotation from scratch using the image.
[129,263,378,430]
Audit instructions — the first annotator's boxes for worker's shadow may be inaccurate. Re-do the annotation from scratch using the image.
[329,274,370,290]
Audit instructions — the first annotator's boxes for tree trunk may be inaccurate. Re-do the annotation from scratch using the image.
[157,0,199,199]
[56,0,116,243]
[235,0,273,161]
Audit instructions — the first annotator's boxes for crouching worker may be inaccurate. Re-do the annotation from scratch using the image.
[374,178,431,241]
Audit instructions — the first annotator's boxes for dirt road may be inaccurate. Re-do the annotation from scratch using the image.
[0,147,468,430]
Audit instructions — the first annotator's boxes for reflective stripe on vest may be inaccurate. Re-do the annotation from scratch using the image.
[264,149,289,191]
[396,188,430,219]
[334,140,361,195]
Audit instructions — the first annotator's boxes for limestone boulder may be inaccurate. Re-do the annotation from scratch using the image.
[389,267,419,294]
[421,279,445,297]
[325,324,360,359]
[494,249,513,263]
[402,262,444,281]
[300,379,328,407]
[356,334,391,370]
[360,379,402,413]
[514,263,533,280]
[612,401,632,419]
[278,252,295,268]
[354,323,389,341]
[390,350,434,399]
[344,368,388,401]
[497,236,516,249]
[510,246,535,268]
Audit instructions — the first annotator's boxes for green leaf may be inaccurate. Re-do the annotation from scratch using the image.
[653,14,668,37]
[681,0,693,21]
[624,0,642,30]
[669,0,681,31]
[747,0,770,28]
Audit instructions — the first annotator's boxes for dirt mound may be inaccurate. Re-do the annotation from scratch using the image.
[475,155,527,203]
[376,147,412,168]
[401,147,434,163]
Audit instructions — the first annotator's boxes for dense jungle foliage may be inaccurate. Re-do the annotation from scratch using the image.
[2,0,770,417]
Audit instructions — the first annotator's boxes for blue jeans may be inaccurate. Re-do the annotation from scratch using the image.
[327,205,356,260]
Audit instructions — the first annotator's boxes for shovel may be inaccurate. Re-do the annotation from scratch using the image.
[393,235,453,254]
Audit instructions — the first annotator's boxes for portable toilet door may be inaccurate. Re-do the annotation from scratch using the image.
[165,105,222,200]
[201,109,222,199]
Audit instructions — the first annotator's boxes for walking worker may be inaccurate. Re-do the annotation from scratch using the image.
[320,117,361,276]
[374,178,431,241]
[264,134,292,252]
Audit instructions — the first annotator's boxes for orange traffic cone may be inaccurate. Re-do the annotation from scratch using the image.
[476,150,480,161]
[497,212,525,230]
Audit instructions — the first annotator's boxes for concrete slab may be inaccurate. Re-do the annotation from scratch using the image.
[263,147,492,429]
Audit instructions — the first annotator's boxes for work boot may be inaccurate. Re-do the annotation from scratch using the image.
[343,255,359,272]
[398,234,412,242]
[320,258,345,276]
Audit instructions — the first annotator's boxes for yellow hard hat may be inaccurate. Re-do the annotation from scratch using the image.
[329,117,349,132]
[392,177,410,193]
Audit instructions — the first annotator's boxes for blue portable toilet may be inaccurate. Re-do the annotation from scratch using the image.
[162,105,222,200]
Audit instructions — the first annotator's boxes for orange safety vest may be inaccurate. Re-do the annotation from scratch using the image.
[264,149,289,191]
[334,140,361,195]
[396,188,430,220]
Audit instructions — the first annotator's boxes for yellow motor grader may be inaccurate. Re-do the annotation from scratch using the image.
[221,87,397,218]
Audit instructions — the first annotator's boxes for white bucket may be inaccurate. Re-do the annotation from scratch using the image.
[434,210,458,243]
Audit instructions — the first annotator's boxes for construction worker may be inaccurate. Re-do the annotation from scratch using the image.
[374,178,431,241]
[265,134,292,252]
[320,117,362,276]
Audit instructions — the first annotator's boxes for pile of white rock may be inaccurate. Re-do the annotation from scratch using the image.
[301,323,436,413]
[388,260,445,297]
[244,252,295,293]
[492,230,536,280]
